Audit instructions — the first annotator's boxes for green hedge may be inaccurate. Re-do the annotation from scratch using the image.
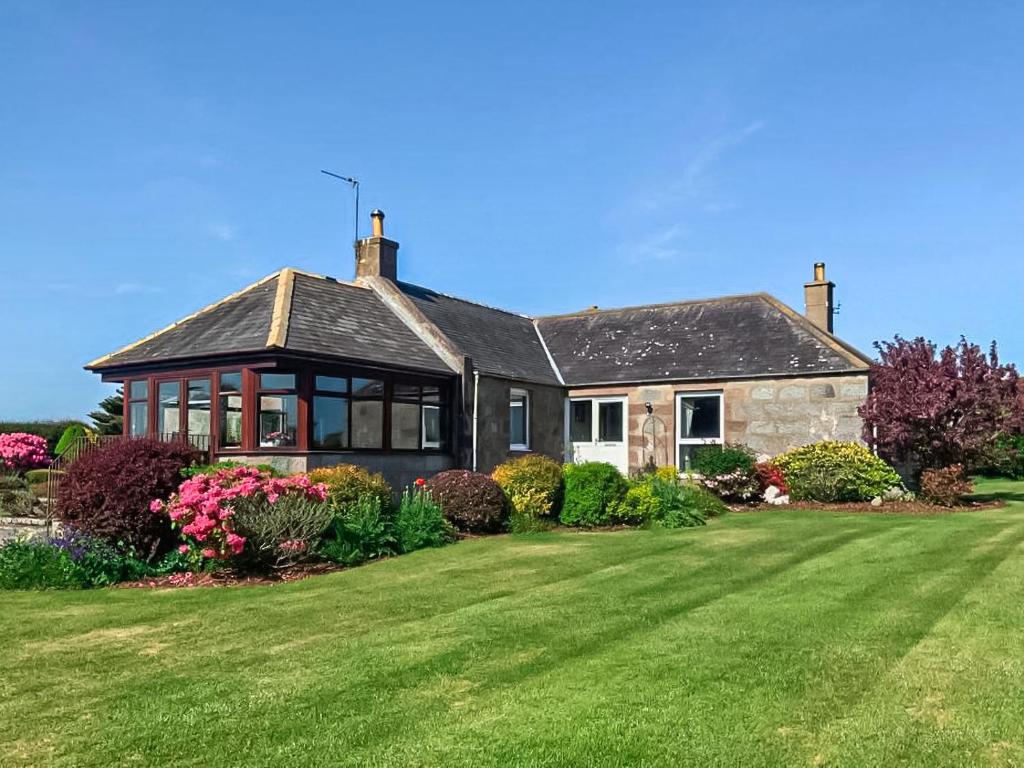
[560,462,629,527]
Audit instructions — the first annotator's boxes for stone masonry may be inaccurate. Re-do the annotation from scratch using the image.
[570,372,869,470]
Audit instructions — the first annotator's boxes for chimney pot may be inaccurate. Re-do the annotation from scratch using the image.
[355,210,398,281]
[370,209,385,238]
[813,262,826,282]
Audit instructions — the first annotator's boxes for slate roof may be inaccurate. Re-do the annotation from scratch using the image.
[534,293,870,386]
[87,270,451,374]
[397,281,563,385]
[284,274,450,372]
[88,269,869,387]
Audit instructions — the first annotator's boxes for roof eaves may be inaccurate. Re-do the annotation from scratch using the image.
[564,367,872,388]
[85,271,282,370]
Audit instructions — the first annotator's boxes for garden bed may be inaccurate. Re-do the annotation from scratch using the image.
[116,561,352,589]
[742,498,1004,515]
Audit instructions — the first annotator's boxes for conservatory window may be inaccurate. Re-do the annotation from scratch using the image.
[258,373,297,447]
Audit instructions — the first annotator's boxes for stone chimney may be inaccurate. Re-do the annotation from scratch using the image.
[355,209,398,281]
[804,262,834,333]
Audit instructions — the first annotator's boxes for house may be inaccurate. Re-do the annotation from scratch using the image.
[86,210,871,488]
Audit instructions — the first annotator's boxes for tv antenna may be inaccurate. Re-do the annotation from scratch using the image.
[320,170,360,245]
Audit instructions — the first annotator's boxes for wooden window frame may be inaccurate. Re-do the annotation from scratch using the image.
[114,359,453,456]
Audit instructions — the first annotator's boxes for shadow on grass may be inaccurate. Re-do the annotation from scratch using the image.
[971,491,1024,503]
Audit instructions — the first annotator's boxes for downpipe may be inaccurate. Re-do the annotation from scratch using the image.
[472,369,480,472]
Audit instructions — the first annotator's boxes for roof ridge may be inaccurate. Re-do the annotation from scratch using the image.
[266,268,296,348]
[290,268,368,289]
[536,292,770,321]
[532,319,565,385]
[85,270,282,370]
[397,280,534,320]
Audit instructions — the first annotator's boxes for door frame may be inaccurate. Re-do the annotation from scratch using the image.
[566,395,629,473]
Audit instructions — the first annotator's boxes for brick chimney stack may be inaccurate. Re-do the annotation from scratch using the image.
[804,262,835,333]
[355,209,398,281]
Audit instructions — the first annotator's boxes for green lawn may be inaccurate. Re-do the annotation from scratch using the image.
[3,479,1024,767]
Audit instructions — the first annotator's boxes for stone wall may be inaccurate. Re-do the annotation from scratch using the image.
[569,372,869,470]
[0,516,50,545]
[723,375,868,456]
[467,375,565,473]
[225,452,454,499]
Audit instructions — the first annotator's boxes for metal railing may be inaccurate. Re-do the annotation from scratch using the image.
[45,433,211,520]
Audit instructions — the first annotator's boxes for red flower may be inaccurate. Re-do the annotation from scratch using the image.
[415,477,426,487]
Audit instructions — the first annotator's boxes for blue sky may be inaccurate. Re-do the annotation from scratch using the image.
[3,1,1024,421]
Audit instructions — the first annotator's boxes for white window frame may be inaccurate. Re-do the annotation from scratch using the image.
[422,404,441,450]
[510,388,530,451]
[675,391,724,469]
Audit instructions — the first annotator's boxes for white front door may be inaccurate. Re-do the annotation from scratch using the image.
[568,396,629,474]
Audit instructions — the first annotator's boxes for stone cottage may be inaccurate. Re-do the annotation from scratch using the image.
[86,210,871,486]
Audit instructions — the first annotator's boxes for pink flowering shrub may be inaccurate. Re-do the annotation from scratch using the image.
[152,466,329,568]
[0,433,49,472]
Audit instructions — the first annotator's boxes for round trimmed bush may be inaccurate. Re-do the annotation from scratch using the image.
[773,441,901,502]
[308,464,393,513]
[492,454,563,518]
[57,438,198,559]
[425,470,506,533]
[560,462,629,527]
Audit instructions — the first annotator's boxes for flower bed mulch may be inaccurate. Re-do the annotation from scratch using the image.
[116,562,349,589]
[738,499,1004,516]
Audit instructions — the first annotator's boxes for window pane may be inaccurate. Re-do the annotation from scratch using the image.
[313,396,349,449]
[679,396,721,439]
[219,394,243,448]
[129,380,148,400]
[510,392,528,447]
[391,401,419,450]
[158,381,180,435]
[259,372,295,390]
[423,404,443,448]
[129,402,148,436]
[678,444,700,471]
[598,401,623,442]
[259,394,297,447]
[351,400,383,449]
[186,379,211,436]
[220,372,242,394]
[315,375,348,393]
[422,385,442,403]
[570,400,592,442]
[352,378,384,397]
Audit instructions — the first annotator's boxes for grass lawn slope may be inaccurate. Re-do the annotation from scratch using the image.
[3,478,1024,767]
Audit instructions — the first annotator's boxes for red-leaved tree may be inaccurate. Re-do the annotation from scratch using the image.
[859,336,1024,474]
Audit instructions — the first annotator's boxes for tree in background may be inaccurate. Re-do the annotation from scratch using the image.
[859,336,1024,476]
[89,388,123,435]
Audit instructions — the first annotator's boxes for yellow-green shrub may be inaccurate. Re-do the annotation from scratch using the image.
[492,455,563,518]
[774,441,901,502]
[307,465,392,512]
